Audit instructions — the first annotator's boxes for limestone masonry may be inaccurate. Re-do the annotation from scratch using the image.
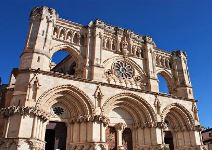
[0,6,207,150]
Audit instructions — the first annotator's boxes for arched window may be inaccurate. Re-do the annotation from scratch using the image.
[51,50,76,76]
[66,31,72,42]
[59,29,65,40]
[112,40,116,51]
[73,33,79,44]
[157,73,170,94]
[53,27,59,38]
[106,39,110,49]
[136,48,141,58]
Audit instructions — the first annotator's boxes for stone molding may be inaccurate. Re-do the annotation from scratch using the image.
[161,103,195,128]
[69,114,110,127]
[0,106,50,121]
[115,122,126,131]
[30,6,58,23]
[16,68,196,102]
[0,138,45,150]
[132,121,158,129]
[69,142,107,150]
[102,92,158,124]
[36,84,95,113]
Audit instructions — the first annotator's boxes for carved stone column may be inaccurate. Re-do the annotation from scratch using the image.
[115,123,126,150]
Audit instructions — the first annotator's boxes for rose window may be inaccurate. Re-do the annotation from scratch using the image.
[113,61,134,79]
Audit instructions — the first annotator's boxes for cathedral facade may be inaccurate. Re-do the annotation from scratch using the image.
[0,6,207,150]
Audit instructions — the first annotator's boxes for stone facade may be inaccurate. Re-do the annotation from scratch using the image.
[0,6,207,150]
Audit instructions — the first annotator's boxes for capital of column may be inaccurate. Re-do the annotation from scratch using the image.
[114,122,126,132]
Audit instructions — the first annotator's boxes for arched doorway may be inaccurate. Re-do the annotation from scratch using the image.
[36,85,95,150]
[103,93,157,150]
[161,103,196,150]
[45,122,67,150]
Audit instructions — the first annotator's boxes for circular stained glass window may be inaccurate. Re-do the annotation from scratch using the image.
[113,61,134,79]
[52,106,64,116]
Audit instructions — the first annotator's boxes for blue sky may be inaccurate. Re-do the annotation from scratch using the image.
[0,0,211,127]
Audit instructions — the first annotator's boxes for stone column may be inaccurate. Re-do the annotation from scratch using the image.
[143,36,159,92]
[115,123,126,150]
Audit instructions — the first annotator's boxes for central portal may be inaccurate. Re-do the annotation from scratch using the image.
[45,122,67,150]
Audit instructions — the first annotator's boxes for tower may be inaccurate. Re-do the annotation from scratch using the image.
[0,6,206,150]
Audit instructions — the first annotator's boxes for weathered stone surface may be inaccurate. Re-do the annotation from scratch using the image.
[0,6,206,150]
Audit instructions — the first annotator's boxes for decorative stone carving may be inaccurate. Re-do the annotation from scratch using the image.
[0,6,205,150]
[172,50,187,58]
[161,103,195,128]
[27,139,45,150]
[0,106,50,121]
[27,73,41,101]
[143,35,156,46]
[115,122,127,131]
[30,6,58,23]
[121,36,129,56]
[157,122,168,129]
[69,143,107,150]
[192,102,199,121]
[113,61,134,80]
[93,84,104,108]
[0,138,45,150]
[154,96,161,114]
[69,114,110,127]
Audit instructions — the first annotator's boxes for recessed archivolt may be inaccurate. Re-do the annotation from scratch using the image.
[102,93,157,126]
[161,103,195,130]
[103,56,146,76]
[36,84,95,116]
[46,94,82,117]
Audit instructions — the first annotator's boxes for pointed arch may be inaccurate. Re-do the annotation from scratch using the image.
[53,27,59,38]
[50,44,84,76]
[161,103,195,130]
[73,32,80,44]
[102,93,157,126]
[36,84,95,116]
[103,56,147,76]
[59,28,65,40]
[156,69,175,94]
[65,30,73,42]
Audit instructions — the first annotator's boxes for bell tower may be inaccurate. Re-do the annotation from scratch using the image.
[172,51,193,99]
[20,6,58,71]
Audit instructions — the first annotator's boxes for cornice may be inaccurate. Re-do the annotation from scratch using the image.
[0,106,50,121]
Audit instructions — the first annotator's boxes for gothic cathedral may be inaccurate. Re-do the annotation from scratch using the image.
[0,6,207,150]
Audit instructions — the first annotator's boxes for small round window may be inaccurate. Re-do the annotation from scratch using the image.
[51,106,64,116]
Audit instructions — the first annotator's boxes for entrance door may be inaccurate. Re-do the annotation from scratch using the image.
[122,128,133,150]
[164,131,174,150]
[45,122,67,150]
